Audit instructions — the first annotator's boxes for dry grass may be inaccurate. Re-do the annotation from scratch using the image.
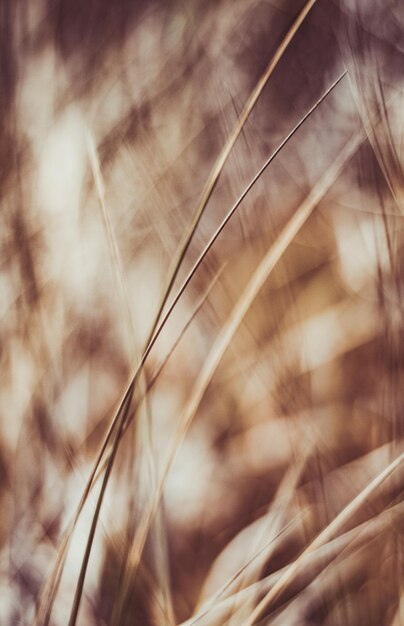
[1,1,403,625]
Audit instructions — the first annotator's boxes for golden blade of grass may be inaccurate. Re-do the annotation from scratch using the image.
[204,477,308,625]
[81,0,322,480]
[106,72,348,623]
[37,67,341,626]
[193,441,402,618]
[34,447,123,626]
[150,0,320,337]
[45,265,222,624]
[194,436,402,625]
[35,129,145,622]
[55,265,223,493]
[33,261,221,615]
[89,266,225,486]
[183,518,303,626]
[113,129,364,618]
[99,0,322,461]
[145,265,226,396]
[127,271,226,626]
[187,516,303,626]
[190,443,314,624]
[66,391,133,626]
[34,149,137,625]
[111,70,347,447]
[277,502,403,625]
[181,501,404,626]
[138,72,347,370]
[88,130,177,625]
[37,35,339,620]
[244,450,404,626]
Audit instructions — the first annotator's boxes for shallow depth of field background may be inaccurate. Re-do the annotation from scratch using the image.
[0,0,403,624]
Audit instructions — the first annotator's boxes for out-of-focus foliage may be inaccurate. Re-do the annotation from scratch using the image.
[0,1,403,624]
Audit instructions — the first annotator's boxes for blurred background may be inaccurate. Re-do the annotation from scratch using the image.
[0,0,403,624]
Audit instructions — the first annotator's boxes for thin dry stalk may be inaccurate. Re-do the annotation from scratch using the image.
[112,129,364,617]
[244,451,404,626]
